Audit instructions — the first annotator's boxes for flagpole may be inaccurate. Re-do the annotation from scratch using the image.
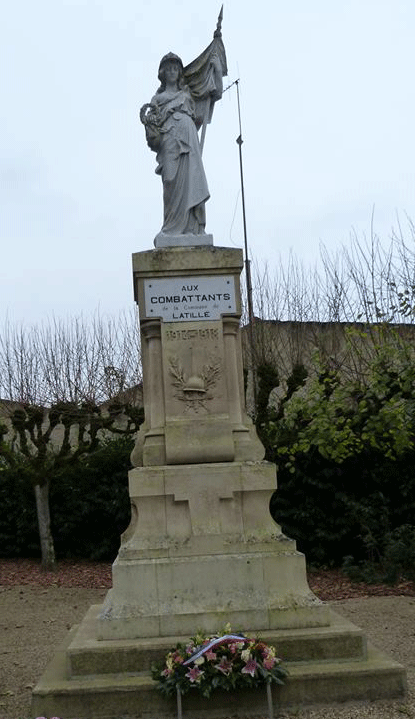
[199,97,211,155]
[234,79,257,413]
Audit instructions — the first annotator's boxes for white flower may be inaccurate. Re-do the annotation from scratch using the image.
[194,656,205,665]
[241,648,251,663]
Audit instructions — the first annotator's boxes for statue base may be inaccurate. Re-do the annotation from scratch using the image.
[31,608,406,718]
[154,231,214,248]
[31,462,407,716]
[97,460,329,640]
[31,242,407,717]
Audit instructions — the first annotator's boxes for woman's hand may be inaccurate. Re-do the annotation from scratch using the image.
[140,103,155,125]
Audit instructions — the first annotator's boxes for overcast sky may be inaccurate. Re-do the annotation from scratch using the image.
[1,0,414,324]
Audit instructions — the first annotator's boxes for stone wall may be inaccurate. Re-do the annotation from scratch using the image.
[243,319,415,384]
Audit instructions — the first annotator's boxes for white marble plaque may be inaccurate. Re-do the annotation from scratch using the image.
[144,276,236,322]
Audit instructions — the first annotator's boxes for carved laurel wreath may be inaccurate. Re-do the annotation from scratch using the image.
[168,354,221,411]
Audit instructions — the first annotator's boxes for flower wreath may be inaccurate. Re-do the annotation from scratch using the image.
[151,625,287,699]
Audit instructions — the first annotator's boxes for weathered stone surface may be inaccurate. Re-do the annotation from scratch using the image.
[68,606,367,677]
[131,246,264,467]
[97,460,328,640]
[31,609,407,719]
[132,246,244,290]
[154,232,213,248]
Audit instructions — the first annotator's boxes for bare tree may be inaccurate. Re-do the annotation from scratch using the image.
[0,310,142,405]
[0,309,142,570]
[246,218,415,327]
[241,217,415,416]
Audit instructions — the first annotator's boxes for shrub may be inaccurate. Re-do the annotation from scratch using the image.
[265,332,415,572]
[0,436,133,560]
[0,457,40,557]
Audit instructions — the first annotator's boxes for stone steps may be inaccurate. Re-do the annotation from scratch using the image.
[31,606,407,719]
[66,605,367,677]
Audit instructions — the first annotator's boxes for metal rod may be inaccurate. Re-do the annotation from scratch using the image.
[266,682,274,719]
[176,686,183,719]
[199,96,211,154]
[235,79,257,412]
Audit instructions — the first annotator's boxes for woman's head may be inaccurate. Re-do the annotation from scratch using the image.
[158,52,184,90]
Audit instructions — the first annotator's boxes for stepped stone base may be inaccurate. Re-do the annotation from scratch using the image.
[97,461,330,640]
[31,456,408,717]
[31,606,406,719]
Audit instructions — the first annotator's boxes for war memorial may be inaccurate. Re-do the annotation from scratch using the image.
[32,12,406,719]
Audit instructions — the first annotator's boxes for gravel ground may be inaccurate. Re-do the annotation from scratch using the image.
[0,565,414,719]
[0,586,107,719]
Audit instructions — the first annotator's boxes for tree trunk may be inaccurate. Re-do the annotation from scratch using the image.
[245,367,256,418]
[34,482,56,571]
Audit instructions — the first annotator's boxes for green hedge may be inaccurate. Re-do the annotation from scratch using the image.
[0,436,132,561]
[270,450,415,570]
[0,461,40,557]
[262,332,415,577]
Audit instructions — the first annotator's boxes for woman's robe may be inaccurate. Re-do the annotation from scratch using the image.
[150,88,210,236]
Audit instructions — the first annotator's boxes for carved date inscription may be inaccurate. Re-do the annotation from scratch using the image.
[165,328,219,341]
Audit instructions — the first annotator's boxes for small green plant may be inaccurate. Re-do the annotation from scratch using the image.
[342,525,415,584]
[383,524,415,582]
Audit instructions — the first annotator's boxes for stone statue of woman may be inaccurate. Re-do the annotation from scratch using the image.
[140,10,227,248]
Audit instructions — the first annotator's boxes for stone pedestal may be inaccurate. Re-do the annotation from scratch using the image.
[130,246,263,468]
[154,232,214,248]
[98,461,328,640]
[97,245,326,640]
[31,242,407,718]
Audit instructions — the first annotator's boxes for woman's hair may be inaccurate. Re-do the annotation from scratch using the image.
[157,53,186,93]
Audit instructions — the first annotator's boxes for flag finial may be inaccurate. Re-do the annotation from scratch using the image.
[214,6,224,38]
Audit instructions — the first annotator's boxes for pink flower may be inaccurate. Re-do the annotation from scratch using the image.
[186,665,204,683]
[263,656,276,670]
[261,644,276,659]
[241,658,259,677]
[161,667,173,677]
[228,641,244,654]
[205,649,217,660]
[216,656,233,675]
